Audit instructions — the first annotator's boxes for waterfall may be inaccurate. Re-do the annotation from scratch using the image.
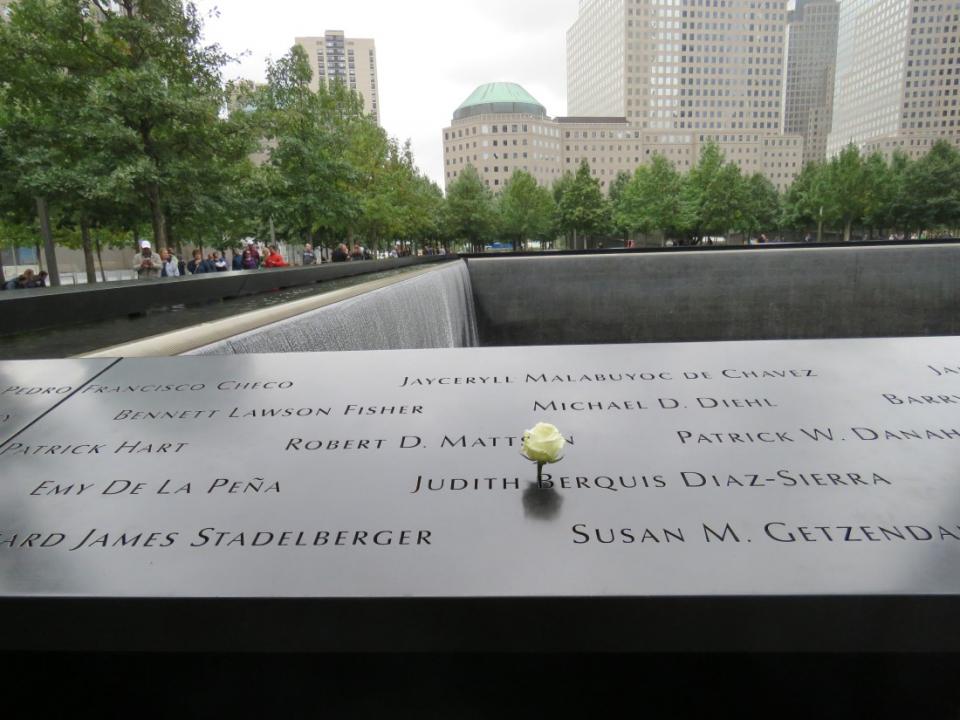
[188,261,478,355]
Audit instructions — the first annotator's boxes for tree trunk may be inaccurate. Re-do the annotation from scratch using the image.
[166,216,182,258]
[80,221,97,284]
[843,219,852,243]
[36,197,60,286]
[95,233,107,283]
[146,182,168,250]
[816,219,823,244]
[0,247,5,286]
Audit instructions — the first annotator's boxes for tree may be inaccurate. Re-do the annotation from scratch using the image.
[861,152,896,239]
[87,0,236,251]
[887,151,915,238]
[556,160,610,249]
[680,143,746,243]
[903,141,960,237]
[826,144,869,243]
[782,161,833,241]
[443,165,496,253]
[498,170,555,250]
[0,0,101,284]
[737,173,780,242]
[616,154,683,243]
[607,170,632,243]
[0,0,246,282]
[404,170,445,250]
[255,46,367,247]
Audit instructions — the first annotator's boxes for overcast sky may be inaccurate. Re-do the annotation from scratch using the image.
[194,0,580,190]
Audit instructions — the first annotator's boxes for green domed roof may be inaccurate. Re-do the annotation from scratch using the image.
[454,82,546,120]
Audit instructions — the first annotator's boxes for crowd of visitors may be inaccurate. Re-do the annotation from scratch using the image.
[1,238,445,290]
[2,268,49,290]
[134,240,233,279]
[132,238,397,280]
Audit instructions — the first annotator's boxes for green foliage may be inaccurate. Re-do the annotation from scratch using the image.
[826,145,869,242]
[861,152,896,234]
[902,141,960,237]
[443,165,496,252]
[607,171,632,238]
[0,2,446,271]
[556,160,611,248]
[782,161,831,237]
[253,46,362,244]
[498,170,555,250]
[781,142,960,240]
[737,173,780,240]
[680,142,748,241]
[0,0,254,281]
[249,45,444,251]
[615,154,683,240]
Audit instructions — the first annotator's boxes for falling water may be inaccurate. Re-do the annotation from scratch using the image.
[188,261,479,356]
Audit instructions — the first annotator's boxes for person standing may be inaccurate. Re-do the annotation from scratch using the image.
[245,240,261,268]
[263,245,288,268]
[187,249,212,274]
[240,247,259,270]
[160,248,180,278]
[302,243,317,265]
[134,240,161,279]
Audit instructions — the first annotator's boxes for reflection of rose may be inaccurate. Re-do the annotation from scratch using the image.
[521,423,565,464]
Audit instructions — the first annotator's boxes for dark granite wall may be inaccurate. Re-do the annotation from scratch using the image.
[466,244,960,345]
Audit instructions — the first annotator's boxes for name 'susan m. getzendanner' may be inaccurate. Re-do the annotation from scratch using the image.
[571,522,960,545]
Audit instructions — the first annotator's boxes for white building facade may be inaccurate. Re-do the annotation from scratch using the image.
[295,31,381,124]
[827,0,959,159]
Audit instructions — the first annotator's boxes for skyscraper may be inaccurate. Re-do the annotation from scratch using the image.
[827,0,959,159]
[562,0,803,190]
[567,0,628,117]
[295,31,381,124]
[567,0,789,133]
[782,0,839,166]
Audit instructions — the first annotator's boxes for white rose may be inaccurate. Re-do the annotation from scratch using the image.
[521,422,565,464]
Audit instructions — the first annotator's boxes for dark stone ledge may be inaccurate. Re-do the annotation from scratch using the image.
[0,255,456,337]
